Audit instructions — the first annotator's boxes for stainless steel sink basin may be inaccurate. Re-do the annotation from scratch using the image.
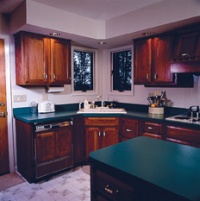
[77,107,127,114]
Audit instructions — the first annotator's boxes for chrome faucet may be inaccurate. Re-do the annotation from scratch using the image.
[101,100,104,107]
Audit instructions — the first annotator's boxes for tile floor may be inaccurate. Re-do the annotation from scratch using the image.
[0,167,90,201]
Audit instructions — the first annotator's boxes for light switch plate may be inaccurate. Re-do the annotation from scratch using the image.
[13,95,27,102]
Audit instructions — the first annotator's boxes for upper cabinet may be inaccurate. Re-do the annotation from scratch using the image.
[172,31,200,62]
[134,34,175,86]
[15,31,71,86]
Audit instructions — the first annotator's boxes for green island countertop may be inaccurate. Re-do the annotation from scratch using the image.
[89,137,200,201]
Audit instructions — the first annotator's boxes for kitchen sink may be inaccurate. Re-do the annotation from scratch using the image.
[77,107,127,114]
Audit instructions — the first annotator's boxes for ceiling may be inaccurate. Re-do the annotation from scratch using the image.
[0,0,199,49]
[0,0,163,20]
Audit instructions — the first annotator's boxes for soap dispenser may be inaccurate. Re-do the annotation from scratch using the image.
[84,99,89,109]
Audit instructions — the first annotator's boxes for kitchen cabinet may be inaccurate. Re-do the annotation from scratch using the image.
[16,119,73,183]
[165,125,200,147]
[85,117,119,158]
[140,121,163,139]
[120,118,139,141]
[134,34,175,86]
[91,168,135,201]
[15,31,71,86]
[172,31,200,62]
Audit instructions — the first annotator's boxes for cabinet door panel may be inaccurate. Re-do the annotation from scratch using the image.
[56,126,72,157]
[120,118,139,139]
[85,127,100,158]
[166,126,200,147]
[101,127,118,148]
[153,35,174,83]
[36,131,55,163]
[50,39,71,84]
[134,38,152,84]
[175,32,199,58]
[15,32,49,85]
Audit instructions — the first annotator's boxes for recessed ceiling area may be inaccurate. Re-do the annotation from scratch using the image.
[0,0,200,49]
[32,0,163,21]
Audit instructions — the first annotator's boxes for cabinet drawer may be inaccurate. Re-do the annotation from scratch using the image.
[166,126,200,147]
[85,117,119,126]
[144,122,162,135]
[121,118,138,139]
[94,170,135,201]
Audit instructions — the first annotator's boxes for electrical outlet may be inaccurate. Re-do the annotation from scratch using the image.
[13,95,27,102]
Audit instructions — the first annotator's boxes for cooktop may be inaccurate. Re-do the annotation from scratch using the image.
[165,114,200,124]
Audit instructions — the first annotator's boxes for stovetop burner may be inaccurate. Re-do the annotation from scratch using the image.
[166,115,200,124]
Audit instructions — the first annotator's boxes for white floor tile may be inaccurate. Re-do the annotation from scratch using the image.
[1,167,91,201]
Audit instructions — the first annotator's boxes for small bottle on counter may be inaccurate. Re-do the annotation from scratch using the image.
[84,99,89,109]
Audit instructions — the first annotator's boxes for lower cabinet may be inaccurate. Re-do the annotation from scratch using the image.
[120,118,139,141]
[85,117,119,158]
[91,168,135,201]
[165,125,200,147]
[140,121,163,139]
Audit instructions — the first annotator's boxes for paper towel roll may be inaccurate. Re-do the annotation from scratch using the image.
[47,86,65,93]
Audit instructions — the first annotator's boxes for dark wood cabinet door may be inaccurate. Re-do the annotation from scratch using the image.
[15,32,50,85]
[73,116,85,164]
[101,127,118,148]
[36,131,56,163]
[56,126,72,157]
[166,126,200,147]
[134,38,152,84]
[50,38,71,84]
[152,35,174,83]
[174,32,199,59]
[140,121,163,139]
[120,118,139,141]
[85,127,100,158]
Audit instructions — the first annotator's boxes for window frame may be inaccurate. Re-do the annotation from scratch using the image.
[71,45,98,95]
[109,45,133,96]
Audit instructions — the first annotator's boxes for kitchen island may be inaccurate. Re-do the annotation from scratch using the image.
[89,136,200,201]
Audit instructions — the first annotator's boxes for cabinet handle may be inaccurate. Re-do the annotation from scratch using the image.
[147,126,153,130]
[146,74,149,80]
[103,131,106,137]
[154,73,158,80]
[126,129,132,132]
[104,185,119,195]
[98,131,101,137]
[53,74,56,80]
[44,74,48,79]
[0,112,6,117]
[0,102,5,106]
[181,53,189,57]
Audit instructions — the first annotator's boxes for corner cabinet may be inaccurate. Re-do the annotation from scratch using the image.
[85,117,119,158]
[134,34,175,86]
[15,31,71,86]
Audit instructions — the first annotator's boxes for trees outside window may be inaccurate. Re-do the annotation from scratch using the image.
[74,50,93,91]
[72,46,98,94]
[111,46,133,93]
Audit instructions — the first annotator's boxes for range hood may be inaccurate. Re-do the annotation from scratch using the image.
[170,62,200,74]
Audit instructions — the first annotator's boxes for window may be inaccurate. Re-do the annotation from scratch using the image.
[72,46,98,94]
[110,46,133,94]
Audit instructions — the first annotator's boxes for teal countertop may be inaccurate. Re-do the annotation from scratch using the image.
[89,137,200,201]
[13,109,168,124]
[14,103,199,128]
